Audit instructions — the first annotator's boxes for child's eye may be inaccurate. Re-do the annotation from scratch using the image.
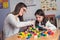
[39,17,41,18]
[36,17,41,19]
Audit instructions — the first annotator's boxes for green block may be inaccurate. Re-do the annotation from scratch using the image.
[38,35,41,38]
[43,34,47,36]
[19,32,22,35]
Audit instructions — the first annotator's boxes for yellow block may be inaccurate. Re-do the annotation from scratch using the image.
[3,2,8,8]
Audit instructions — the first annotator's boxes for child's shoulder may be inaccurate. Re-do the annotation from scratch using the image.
[46,20,51,25]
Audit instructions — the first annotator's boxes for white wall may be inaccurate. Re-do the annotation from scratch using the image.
[10,0,60,20]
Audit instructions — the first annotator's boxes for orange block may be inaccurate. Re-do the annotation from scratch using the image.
[3,0,8,2]
[0,0,3,2]
[44,31,48,34]
[17,35,21,38]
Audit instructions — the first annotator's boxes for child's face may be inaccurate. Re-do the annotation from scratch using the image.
[35,15,44,22]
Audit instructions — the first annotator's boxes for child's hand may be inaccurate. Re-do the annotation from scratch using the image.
[43,27,49,30]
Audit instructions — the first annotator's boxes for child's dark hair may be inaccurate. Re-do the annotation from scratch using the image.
[35,9,48,26]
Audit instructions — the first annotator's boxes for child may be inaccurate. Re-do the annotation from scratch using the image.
[34,9,56,31]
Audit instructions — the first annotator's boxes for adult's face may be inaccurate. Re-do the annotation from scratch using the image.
[19,7,27,16]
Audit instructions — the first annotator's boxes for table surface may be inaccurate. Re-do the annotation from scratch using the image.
[5,29,60,40]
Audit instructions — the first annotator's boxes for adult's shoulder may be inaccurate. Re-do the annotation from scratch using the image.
[5,13,15,20]
[7,12,14,17]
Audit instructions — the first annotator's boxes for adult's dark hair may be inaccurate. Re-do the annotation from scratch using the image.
[13,2,27,15]
[12,2,27,21]
[35,9,48,26]
[18,16,24,21]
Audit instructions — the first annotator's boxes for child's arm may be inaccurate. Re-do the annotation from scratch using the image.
[46,21,56,30]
